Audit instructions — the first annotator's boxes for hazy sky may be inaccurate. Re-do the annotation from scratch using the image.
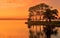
[0,0,60,18]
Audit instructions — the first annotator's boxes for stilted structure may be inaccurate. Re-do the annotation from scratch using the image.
[25,3,60,38]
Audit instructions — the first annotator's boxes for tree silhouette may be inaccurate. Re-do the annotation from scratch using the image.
[28,3,58,38]
[43,8,58,38]
[43,9,58,21]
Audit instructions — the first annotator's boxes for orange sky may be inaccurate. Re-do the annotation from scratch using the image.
[0,0,60,18]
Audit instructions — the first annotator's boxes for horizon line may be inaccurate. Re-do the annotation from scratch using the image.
[0,18,27,20]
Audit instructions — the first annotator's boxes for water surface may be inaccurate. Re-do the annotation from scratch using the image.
[0,20,60,38]
[0,20,29,38]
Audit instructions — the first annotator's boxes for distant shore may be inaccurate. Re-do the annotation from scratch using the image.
[0,18,27,20]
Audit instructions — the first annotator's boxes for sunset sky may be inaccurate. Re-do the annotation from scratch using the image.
[0,0,60,18]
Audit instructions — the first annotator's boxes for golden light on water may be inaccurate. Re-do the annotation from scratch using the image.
[0,20,29,38]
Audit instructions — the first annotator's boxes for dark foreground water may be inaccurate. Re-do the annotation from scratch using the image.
[0,20,60,38]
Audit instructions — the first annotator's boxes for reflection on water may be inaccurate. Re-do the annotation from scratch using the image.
[0,20,60,38]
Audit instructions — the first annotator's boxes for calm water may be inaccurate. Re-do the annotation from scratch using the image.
[0,20,29,38]
[0,20,60,38]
